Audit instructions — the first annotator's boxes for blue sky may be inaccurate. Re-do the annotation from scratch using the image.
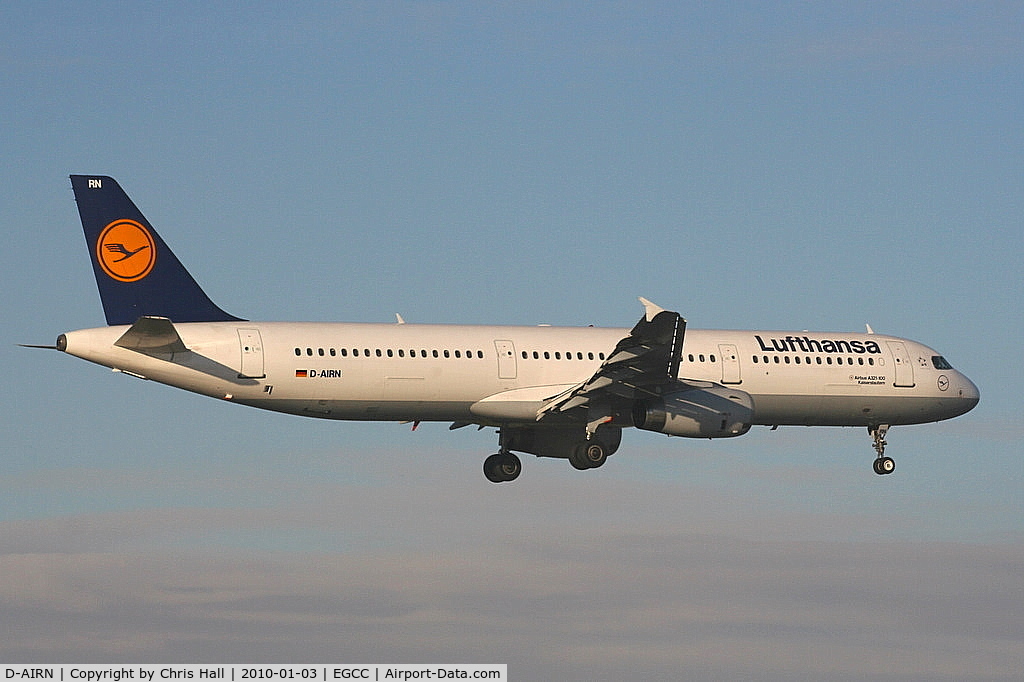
[2,2,1022,678]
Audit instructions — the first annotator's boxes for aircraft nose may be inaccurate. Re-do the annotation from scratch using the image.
[957,373,980,411]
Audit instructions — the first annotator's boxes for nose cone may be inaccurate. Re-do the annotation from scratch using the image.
[955,372,980,415]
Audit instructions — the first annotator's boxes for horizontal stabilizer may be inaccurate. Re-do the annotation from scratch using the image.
[114,316,187,354]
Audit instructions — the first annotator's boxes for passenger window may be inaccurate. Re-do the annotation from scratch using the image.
[318,348,324,356]
[588,352,594,360]
[444,350,450,358]
[533,351,539,359]
[306,348,313,356]
[294,348,301,356]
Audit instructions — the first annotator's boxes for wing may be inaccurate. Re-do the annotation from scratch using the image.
[538,297,686,436]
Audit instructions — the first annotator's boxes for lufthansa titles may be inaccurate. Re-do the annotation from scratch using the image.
[755,334,881,355]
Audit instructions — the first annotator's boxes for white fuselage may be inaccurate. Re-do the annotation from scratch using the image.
[59,321,979,429]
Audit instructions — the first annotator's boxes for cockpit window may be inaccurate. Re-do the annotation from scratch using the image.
[932,356,953,370]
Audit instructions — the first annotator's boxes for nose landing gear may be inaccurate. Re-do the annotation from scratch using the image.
[870,424,895,475]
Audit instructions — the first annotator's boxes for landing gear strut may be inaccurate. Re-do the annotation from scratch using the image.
[870,424,895,475]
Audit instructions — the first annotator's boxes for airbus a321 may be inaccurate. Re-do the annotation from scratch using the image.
[33,176,979,482]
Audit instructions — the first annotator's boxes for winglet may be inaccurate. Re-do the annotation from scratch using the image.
[638,297,666,322]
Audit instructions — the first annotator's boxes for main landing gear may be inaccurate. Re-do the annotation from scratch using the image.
[483,427,522,483]
[568,441,609,470]
[870,424,895,475]
[483,451,522,483]
[483,425,619,483]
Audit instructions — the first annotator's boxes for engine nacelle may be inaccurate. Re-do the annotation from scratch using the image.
[633,384,754,438]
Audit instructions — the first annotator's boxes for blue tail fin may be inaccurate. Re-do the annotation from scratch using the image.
[70,175,243,325]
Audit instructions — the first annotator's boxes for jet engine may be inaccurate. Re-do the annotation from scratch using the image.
[633,384,754,438]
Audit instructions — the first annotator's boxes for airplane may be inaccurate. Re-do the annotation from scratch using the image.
[30,175,980,482]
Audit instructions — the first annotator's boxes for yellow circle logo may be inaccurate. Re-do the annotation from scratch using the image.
[96,219,156,282]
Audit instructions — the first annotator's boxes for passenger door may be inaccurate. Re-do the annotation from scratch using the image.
[886,341,915,388]
[237,328,266,379]
[719,343,741,384]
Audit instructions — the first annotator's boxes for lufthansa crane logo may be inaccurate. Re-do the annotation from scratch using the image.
[96,219,156,282]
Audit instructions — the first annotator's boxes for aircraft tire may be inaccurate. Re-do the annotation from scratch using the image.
[484,453,521,483]
[583,442,607,468]
[484,454,504,482]
[569,446,591,470]
[569,443,607,470]
[873,457,896,475]
[498,452,521,481]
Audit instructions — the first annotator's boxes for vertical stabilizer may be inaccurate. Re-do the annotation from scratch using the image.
[70,175,243,325]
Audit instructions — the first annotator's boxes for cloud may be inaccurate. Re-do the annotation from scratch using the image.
[1,463,1022,679]
[0,540,1021,678]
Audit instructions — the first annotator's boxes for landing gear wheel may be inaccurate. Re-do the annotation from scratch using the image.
[569,446,590,470]
[582,442,608,469]
[483,452,521,483]
[569,442,607,470]
[873,456,896,476]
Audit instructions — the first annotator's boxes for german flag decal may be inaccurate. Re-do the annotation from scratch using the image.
[295,369,308,378]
